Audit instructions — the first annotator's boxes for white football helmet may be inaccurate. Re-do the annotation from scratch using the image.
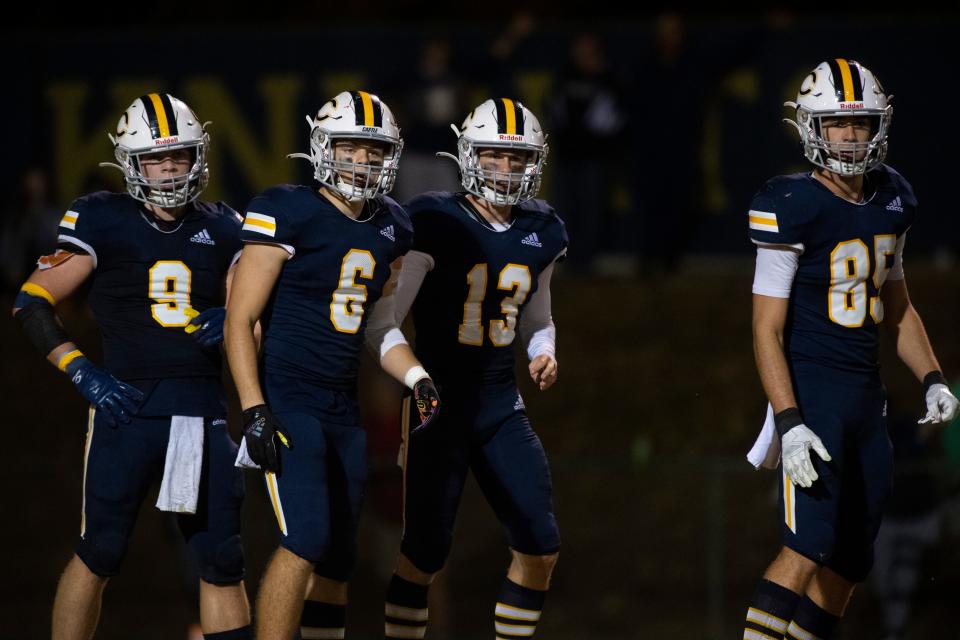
[784,59,892,176]
[289,91,403,202]
[438,98,548,205]
[101,93,210,207]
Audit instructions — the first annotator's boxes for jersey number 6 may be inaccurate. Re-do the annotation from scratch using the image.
[331,249,376,334]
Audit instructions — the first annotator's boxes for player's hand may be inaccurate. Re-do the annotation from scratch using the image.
[185,307,226,347]
[781,425,832,488]
[66,358,144,427]
[411,378,441,436]
[919,384,959,425]
[241,404,292,473]
[529,355,558,390]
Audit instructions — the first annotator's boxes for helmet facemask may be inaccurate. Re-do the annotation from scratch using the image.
[457,137,547,206]
[306,128,402,202]
[114,136,210,208]
[793,107,892,176]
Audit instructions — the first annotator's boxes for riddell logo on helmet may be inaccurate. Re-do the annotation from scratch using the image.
[839,103,865,110]
[498,134,524,141]
[362,126,379,133]
[154,137,180,146]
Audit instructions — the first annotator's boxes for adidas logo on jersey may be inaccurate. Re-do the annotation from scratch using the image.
[380,225,395,242]
[521,232,542,247]
[514,393,526,411]
[190,229,216,245]
[886,196,904,212]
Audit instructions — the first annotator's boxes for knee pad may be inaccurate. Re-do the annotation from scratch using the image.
[506,513,561,557]
[192,533,245,585]
[400,529,453,575]
[76,532,129,577]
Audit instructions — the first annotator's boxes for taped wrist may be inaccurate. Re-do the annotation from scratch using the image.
[13,295,70,357]
[774,407,804,438]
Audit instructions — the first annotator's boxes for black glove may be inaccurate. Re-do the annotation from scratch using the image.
[242,404,293,473]
[411,378,441,436]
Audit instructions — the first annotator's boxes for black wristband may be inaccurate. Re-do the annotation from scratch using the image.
[923,370,947,393]
[14,301,70,357]
[774,407,803,437]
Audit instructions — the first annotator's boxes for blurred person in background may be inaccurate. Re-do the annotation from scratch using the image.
[544,31,628,275]
[1,167,61,294]
[871,401,947,640]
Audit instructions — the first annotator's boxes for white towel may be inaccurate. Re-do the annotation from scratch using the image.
[746,403,781,470]
[156,416,205,513]
[234,437,261,470]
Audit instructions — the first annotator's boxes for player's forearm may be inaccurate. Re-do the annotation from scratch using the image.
[224,314,265,409]
[891,304,942,382]
[753,329,798,413]
[380,343,430,388]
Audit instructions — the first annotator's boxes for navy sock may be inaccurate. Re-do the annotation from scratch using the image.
[495,578,547,639]
[787,596,840,640]
[301,600,345,639]
[385,574,429,639]
[744,579,802,639]
[203,625,252,640]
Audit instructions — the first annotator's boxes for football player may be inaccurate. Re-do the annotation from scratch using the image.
[224,90,440,640]
[13,94,251,639]
[742,60,958,640]
[365,98,567,640]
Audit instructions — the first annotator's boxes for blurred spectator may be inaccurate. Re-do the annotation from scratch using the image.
[392,38,464,201]
[544,31,628,275]
[870,402,947,640]
[1,167,61,293]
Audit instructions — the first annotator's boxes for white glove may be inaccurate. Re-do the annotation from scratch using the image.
[781,425,832,488]
[919,384,959,425]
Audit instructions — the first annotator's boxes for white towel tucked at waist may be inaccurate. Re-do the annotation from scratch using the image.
[234,437,260,470]
[156,416,205,513]
[747,403,781,470]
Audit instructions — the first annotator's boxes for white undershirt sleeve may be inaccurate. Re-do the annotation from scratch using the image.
[886,233,906,281]
[519,259,558,361]
[364,250,434,358]
[752,245,801,299]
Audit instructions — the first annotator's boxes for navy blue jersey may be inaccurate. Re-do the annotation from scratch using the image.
[57,192,242,387]
[241,185,413,391]
[747,165,917,378]
[405,192,568,385]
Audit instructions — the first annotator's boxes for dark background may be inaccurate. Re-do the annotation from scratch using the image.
[2,9,959,639]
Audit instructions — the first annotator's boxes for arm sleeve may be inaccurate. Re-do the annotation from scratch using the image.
[752,245,801,298]
[363,250,434,358]
[886,233,906,281]
[520,259,558,361]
